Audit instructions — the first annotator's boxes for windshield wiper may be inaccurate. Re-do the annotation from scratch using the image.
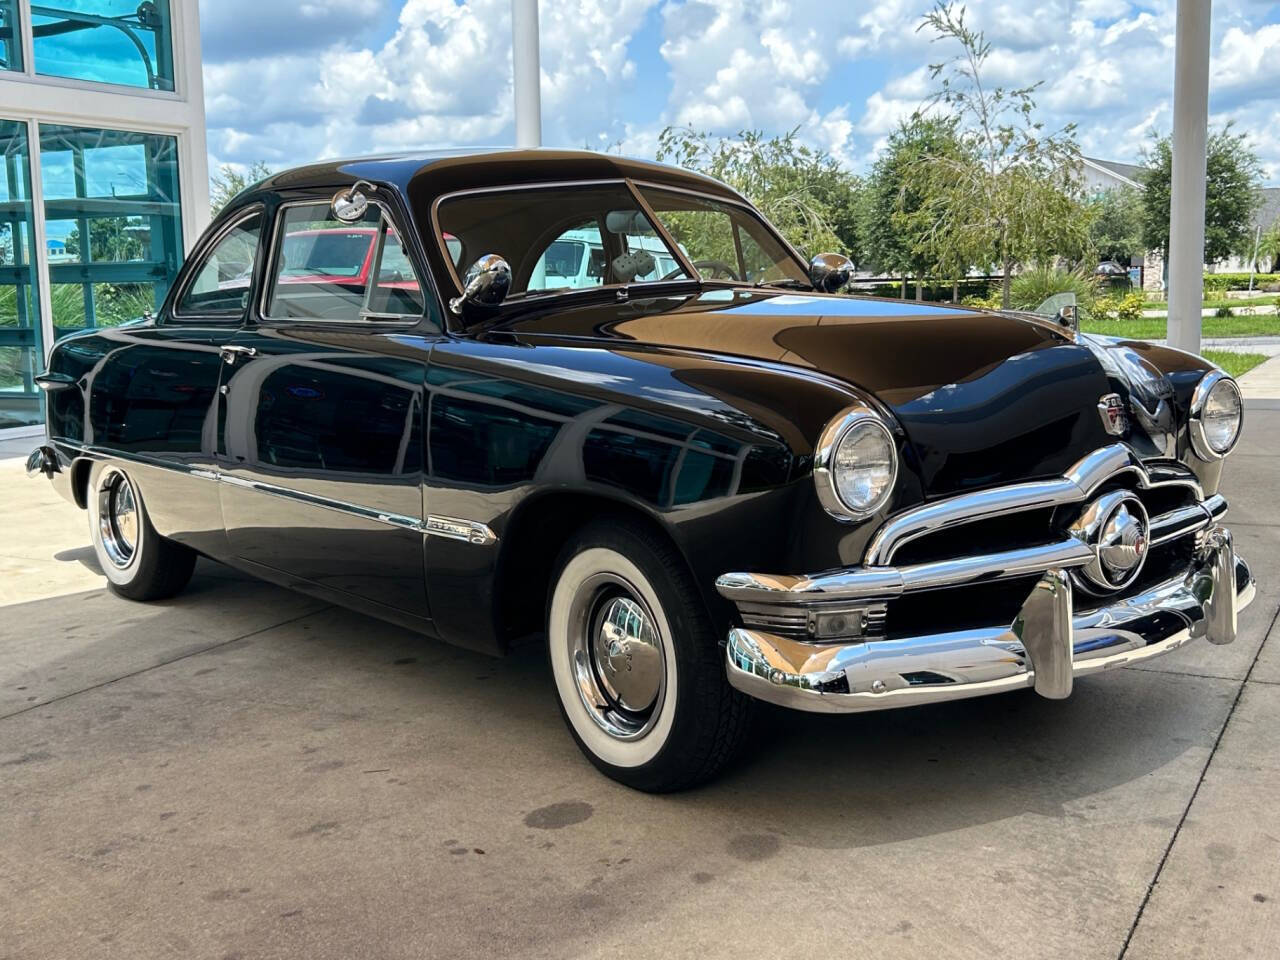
[756,278,811,290]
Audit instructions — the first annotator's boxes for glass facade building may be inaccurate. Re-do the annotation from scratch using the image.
[0,0,206,433]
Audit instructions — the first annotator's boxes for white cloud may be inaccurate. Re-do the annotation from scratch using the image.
[202,0,1280,189]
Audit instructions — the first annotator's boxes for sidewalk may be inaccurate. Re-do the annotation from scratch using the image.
[1238,352,1280,402]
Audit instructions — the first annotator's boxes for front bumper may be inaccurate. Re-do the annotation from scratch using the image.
[724,527,1254,713]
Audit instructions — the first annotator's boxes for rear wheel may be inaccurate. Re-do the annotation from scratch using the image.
[88,462,196,601]
[547,519,752,791]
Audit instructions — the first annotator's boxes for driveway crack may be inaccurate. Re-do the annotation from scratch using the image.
[0,606,331,723]
[1116,601,1280,958]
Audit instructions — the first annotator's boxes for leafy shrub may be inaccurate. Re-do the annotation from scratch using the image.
[961,292,1003,311]
[1094,292,1146,322]
[1009,265,1099,314]
[1202,272,1280,292]
[1215,304,1233,318]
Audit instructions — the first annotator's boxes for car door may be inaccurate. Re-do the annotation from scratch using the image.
[215,193,435,627]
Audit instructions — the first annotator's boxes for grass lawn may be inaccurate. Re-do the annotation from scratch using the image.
[1081,314,1280,340]
[1203,350,1269,378]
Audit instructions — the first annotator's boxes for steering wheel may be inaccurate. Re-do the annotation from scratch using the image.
[663,259,741,282]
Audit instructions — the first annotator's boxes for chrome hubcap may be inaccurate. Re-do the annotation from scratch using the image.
[569,573,666,741]
[98,469,139,569]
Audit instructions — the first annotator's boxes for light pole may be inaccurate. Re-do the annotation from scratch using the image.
[512,0,542,148]
[1166,0,1211,355]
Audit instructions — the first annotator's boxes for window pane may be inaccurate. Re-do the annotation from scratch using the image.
[40,124,184,338]
[32,1,175,91]
[0,119,42,428]
[436,184,687,295]
[267,203,381,320]
[1,1,22,71]
[176,213,260,316]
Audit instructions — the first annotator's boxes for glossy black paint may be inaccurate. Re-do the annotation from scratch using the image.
[41,148,1217,656]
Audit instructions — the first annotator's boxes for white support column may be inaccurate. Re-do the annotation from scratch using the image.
[512,0,542,148]
[1167,0,1212,355]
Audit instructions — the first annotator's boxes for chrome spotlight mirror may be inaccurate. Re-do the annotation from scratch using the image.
[1055,303,1079,332]
[450,254,512,315]
[809,252,853,293]
[1033,293,1079,332]
[331,180,375,222]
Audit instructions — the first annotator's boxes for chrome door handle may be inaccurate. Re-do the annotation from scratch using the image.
[220,345,257,364]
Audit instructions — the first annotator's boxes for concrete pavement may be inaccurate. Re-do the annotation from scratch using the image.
[1,415,1278,960]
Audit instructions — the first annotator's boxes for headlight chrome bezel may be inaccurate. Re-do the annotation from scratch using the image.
[814,403,899,522]
[1189,370,1244,461]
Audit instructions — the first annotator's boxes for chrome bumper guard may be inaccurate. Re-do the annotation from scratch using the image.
[724,527,1254,714]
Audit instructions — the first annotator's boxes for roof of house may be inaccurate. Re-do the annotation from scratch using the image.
[1083,156,1146,187]
[1255,187,1280,232]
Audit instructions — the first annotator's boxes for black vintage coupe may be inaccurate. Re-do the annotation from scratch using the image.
[28,149,1253,791]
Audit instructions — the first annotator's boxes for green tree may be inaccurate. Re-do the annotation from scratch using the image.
[908,2,1091,307]
[862,114,978,298]
[1088,188,1144,265]
[65,217,143,262]
[656,127,861,259]
[1139,125,1262,263]
[210,161,274,215]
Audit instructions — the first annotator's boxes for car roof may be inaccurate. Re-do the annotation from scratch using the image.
[253,147,744,206]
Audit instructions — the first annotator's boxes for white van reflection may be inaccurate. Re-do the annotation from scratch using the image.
[527,228,681,292]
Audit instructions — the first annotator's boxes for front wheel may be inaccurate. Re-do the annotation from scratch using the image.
[547,520,752,791]
[88,462,196,601]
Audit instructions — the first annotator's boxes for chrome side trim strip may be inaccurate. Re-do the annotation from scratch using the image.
[863,444,1201,566]
[49,438,498,545]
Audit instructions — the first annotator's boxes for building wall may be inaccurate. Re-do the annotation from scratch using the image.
[0,0,208,435]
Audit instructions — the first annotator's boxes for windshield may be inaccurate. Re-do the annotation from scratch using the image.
[434,181,806,297]
[635,186,809,287]
[436,183,690,297]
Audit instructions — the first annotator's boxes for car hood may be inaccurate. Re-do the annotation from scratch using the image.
[507,289,1122,497]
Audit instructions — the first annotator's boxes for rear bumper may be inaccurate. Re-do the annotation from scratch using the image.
[724,527,1254,714]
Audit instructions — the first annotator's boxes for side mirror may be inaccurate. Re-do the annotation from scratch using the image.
[1055,303,1079,332]
[449,254,511,315]
[331,180,375,222]
[809,253,853,293]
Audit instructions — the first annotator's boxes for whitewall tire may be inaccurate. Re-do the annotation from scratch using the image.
[547,519,752,791]
[88,461,196,601]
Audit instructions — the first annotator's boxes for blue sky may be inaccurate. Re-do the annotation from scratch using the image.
[192,1,1280,187]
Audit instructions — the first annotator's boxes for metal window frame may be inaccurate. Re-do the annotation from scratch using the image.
[169,204,266,322]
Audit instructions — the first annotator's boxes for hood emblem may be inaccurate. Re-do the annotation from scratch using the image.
[1098,394,1128,436]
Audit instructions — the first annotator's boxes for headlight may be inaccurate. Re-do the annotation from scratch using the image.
[815,405,898,520]
[1189,370,1243,460]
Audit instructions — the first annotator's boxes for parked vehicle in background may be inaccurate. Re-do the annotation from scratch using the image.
[27,149,1254,791]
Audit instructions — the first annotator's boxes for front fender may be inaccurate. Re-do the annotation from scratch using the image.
[421,335,917,650]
